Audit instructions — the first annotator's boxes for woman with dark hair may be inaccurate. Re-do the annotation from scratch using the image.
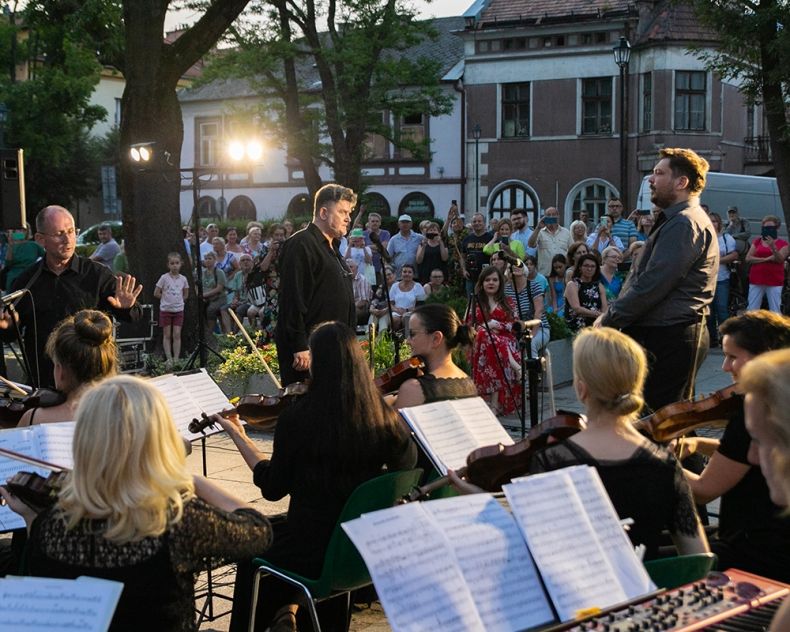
[564,253,607,332]
[218,321,417,631]
[389,263,425,332]
[469,266,521,415]
[393,303,476,409]
[18,309,117,426]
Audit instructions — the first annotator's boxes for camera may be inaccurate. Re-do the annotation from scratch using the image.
[498,236,510,245]
[426,232,439,239]
[465,253,479,272]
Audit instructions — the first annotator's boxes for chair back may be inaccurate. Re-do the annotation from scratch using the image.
[643,552,716,590]
[320,468,423,593]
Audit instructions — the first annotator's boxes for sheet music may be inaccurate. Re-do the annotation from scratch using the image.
[343,503,485,632]
[149,374,207,439]
[399,397,513,474]
[563,466,654,597]
[34,422,75,470]
[175,369,232,419]
[0,425,74,532]
[504,470,629,621]
[0,575,123,631]
[421,495,555,631]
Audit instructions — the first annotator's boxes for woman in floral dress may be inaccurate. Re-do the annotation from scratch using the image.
[469,266,521,416]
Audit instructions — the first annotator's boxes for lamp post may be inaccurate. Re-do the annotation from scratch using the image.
[473,123,481,214]
[613,36,631,208]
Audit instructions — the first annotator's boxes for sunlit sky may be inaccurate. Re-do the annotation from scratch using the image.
[165,0,469,32]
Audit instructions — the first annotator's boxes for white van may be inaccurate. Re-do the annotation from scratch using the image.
[636,172,784,220]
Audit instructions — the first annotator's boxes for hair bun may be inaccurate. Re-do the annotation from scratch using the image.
[73,310,113,347]
[610,392,643,416]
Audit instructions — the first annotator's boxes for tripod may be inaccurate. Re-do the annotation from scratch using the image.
[184,172,223,370]
[514,320,544,437]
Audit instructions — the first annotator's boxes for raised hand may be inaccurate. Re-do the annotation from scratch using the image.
[107,274,143,309]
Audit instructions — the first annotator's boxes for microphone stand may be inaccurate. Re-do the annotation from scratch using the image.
[514,321,543,436]
[369,231,400,362]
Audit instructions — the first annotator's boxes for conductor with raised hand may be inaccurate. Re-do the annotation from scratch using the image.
[0,205,142,388]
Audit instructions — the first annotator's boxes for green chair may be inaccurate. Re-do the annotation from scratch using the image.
[644,552,717,590]
[249,468,423,631]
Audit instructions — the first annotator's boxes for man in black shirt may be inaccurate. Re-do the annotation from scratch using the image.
[275,184,356,385]
[0,205,142,388]
[460,212,492,295]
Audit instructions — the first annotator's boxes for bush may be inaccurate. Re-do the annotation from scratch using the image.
[547,311,572,341]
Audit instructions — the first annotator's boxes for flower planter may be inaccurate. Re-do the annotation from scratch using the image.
[545,338,573,386]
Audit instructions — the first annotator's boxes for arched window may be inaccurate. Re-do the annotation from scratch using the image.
[197,196,217,219]
[286,193,311,218]
[361,192,391,217]
[487,180,540,226]
[566,179,618,224]
[227,195,256,221]
[398,192,434,218]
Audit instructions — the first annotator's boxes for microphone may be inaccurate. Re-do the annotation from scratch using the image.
[369,230,391,262]
[513,319,542,337]
[1,289,26,305]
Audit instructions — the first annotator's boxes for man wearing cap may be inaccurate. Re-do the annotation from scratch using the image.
[387,214,422,279]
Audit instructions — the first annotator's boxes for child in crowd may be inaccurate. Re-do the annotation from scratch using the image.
[548,254,567,315]
[154,252,189,366]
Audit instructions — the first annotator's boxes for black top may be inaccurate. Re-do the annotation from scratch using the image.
[415,373,477,403]
[275,223,355,353]
[529,439,699,560]
[461,231,493,278]
[714,407,790,579]
[26,498,272,632]
[252,395,417,577]
[417,243,448,282]
[5,255,140,388]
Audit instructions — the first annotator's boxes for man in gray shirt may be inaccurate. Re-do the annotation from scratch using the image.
[598,148,718,412]
[89,224,121,268]
[387,214,422,279]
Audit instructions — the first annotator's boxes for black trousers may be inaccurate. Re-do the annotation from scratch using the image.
[623,319,709,414]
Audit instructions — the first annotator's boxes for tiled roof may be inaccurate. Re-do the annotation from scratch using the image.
[636,2,718,44]
[479,0,632,26]
[180,16,465,103]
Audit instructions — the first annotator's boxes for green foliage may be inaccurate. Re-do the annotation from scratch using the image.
[424,285,469,321]
[546,310,572,341]
[199,0,454,193]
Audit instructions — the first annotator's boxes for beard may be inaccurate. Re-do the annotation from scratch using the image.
[650,187,676,209]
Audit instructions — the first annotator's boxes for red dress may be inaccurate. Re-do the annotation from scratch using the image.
[470,302,522,415]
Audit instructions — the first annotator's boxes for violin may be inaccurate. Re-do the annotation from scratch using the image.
[0,388,67,429]
[374,357,425,394]
[5,470,68,513]
[0,446,68,513]
[188,382,309,434]
[401,411,586,502]
[633,384,739,443]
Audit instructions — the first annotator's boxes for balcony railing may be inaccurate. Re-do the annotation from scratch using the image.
[744,135,773,164]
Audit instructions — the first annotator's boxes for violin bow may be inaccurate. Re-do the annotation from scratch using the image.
[0,375,30,396]
[227,309,283,390]
[0,446,67,472]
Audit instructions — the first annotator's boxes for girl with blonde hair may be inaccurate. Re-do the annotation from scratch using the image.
[452,327,709,559]
[0,375,272,631]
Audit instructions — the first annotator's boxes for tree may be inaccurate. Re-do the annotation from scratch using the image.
[202,0,453,199]
[117,0,250,316]
[0,1,113,212]
[689,0,790,228]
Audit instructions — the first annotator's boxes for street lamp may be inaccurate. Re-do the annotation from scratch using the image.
[613,36,631,208]
[473,123,481,214]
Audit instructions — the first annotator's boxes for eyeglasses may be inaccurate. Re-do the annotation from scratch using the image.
[37,227,78,239]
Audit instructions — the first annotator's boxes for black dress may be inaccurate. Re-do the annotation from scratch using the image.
[564,278,602,332]
[25,499,272,632]
[529,439,699,560]
[231,395,417,630]
[712,409,790,581]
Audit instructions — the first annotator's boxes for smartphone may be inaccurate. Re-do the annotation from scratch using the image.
[499,236,509,245]
[637,209,651,215]
[543,217,558,225]
[762,226,778,239]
